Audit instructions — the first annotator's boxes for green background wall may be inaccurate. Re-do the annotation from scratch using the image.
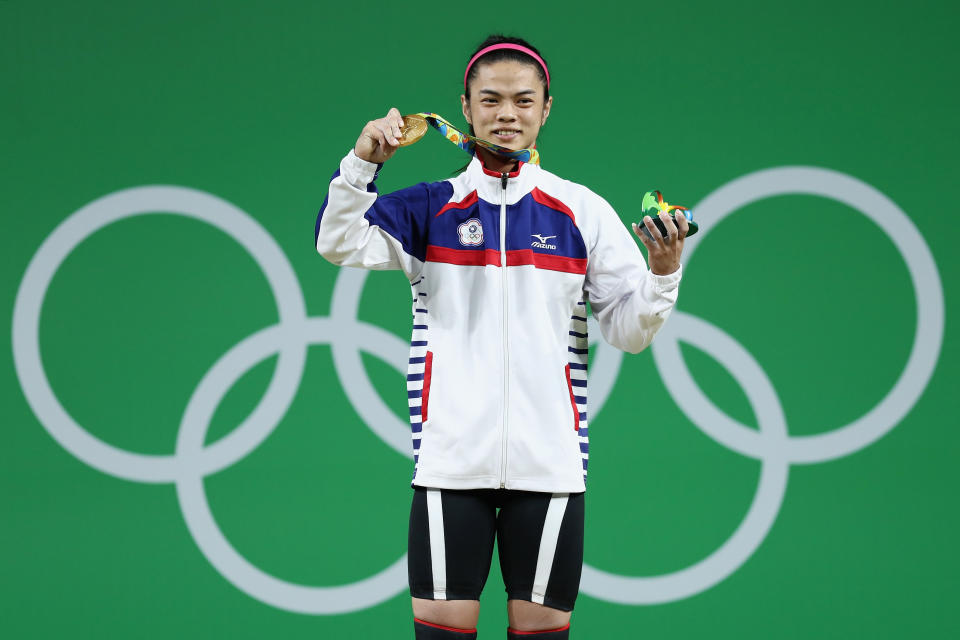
[3,1,957,637]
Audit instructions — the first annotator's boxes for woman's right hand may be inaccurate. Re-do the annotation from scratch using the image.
[354,107,405,164]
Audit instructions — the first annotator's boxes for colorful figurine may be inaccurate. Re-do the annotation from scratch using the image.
[638,190,700,240]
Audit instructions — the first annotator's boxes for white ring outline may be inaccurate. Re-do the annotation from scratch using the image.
[663,167,944,463]
[11,186,308,482]
[10,186,410,612]
[581,311,789,603]
[174,319,409,614]
[579,166,944,604]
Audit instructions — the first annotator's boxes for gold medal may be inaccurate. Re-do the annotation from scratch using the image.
[398,114,428,147]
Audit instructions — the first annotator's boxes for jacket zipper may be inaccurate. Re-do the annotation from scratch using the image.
[499,171,509,488]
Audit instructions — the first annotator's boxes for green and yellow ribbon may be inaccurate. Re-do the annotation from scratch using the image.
[401,112,540,165]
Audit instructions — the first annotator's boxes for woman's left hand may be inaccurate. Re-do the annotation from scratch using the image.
[632,211,689,275]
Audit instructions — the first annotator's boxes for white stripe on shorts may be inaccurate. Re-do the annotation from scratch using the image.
[531,493,569,605]
[426,489,447,600]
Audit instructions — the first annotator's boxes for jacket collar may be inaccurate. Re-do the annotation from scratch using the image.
[467,153,537,182]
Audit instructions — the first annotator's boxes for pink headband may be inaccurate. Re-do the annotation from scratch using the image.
[463,43,551,90]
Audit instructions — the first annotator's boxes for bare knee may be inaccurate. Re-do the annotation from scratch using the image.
[412,597,480,630]
[507,599,571,632]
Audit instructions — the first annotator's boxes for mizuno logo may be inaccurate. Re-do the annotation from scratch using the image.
[531,233,557,250]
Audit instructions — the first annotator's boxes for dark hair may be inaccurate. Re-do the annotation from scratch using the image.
[464,34,551,101]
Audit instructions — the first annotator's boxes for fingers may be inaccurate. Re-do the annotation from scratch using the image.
[375,108,404,147]
[632,221,653,248]
[377,119,400,146]
[645,215,667,248]
[659,211,678,245]
[378,122,400,147]
[355,108,405,163]
[369,122,388,147]
[632,208,687,276]
[387,107,404,141]
[375,107,403,146]
[366,116,398,147]
[675,209,690,239]
[362,109,405,147]
[632,216,661,250]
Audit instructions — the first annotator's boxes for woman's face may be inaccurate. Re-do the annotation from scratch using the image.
[461,59,552,152]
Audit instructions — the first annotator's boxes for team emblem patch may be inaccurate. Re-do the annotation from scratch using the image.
[457,218,484,246]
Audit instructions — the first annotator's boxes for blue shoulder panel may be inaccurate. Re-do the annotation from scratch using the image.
[366,181,454,262]
[315,167,454,263]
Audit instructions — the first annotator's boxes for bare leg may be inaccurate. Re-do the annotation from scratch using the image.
[507,599,571,632]
[412,597,480,630]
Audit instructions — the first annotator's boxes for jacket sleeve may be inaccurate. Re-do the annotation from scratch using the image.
[315,150,441,279]
[583,195,682,354]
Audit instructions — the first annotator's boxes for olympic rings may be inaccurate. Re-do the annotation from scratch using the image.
[579,166,944,604]
[11,186,308,482]
[12,168,944,613]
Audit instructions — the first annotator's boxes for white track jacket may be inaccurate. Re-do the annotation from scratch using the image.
[316,151,682,492]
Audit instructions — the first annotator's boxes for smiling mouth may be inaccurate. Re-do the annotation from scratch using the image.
[492,129,520,136]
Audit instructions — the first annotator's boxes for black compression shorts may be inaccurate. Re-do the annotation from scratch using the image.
[408,487,585,612]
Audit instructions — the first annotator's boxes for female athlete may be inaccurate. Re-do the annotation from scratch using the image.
[315,34,688,640]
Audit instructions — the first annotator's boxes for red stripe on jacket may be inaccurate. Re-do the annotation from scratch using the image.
[426,246,586,274]
[421,351,434,422]
[565,364,581,431]
[434,190,479,217]
[530,187,576,224]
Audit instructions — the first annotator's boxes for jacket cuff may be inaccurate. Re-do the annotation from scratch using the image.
[648,263,683,295]
[341,149,382,189]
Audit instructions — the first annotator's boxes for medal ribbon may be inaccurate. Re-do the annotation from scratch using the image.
[414,112,540,165]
